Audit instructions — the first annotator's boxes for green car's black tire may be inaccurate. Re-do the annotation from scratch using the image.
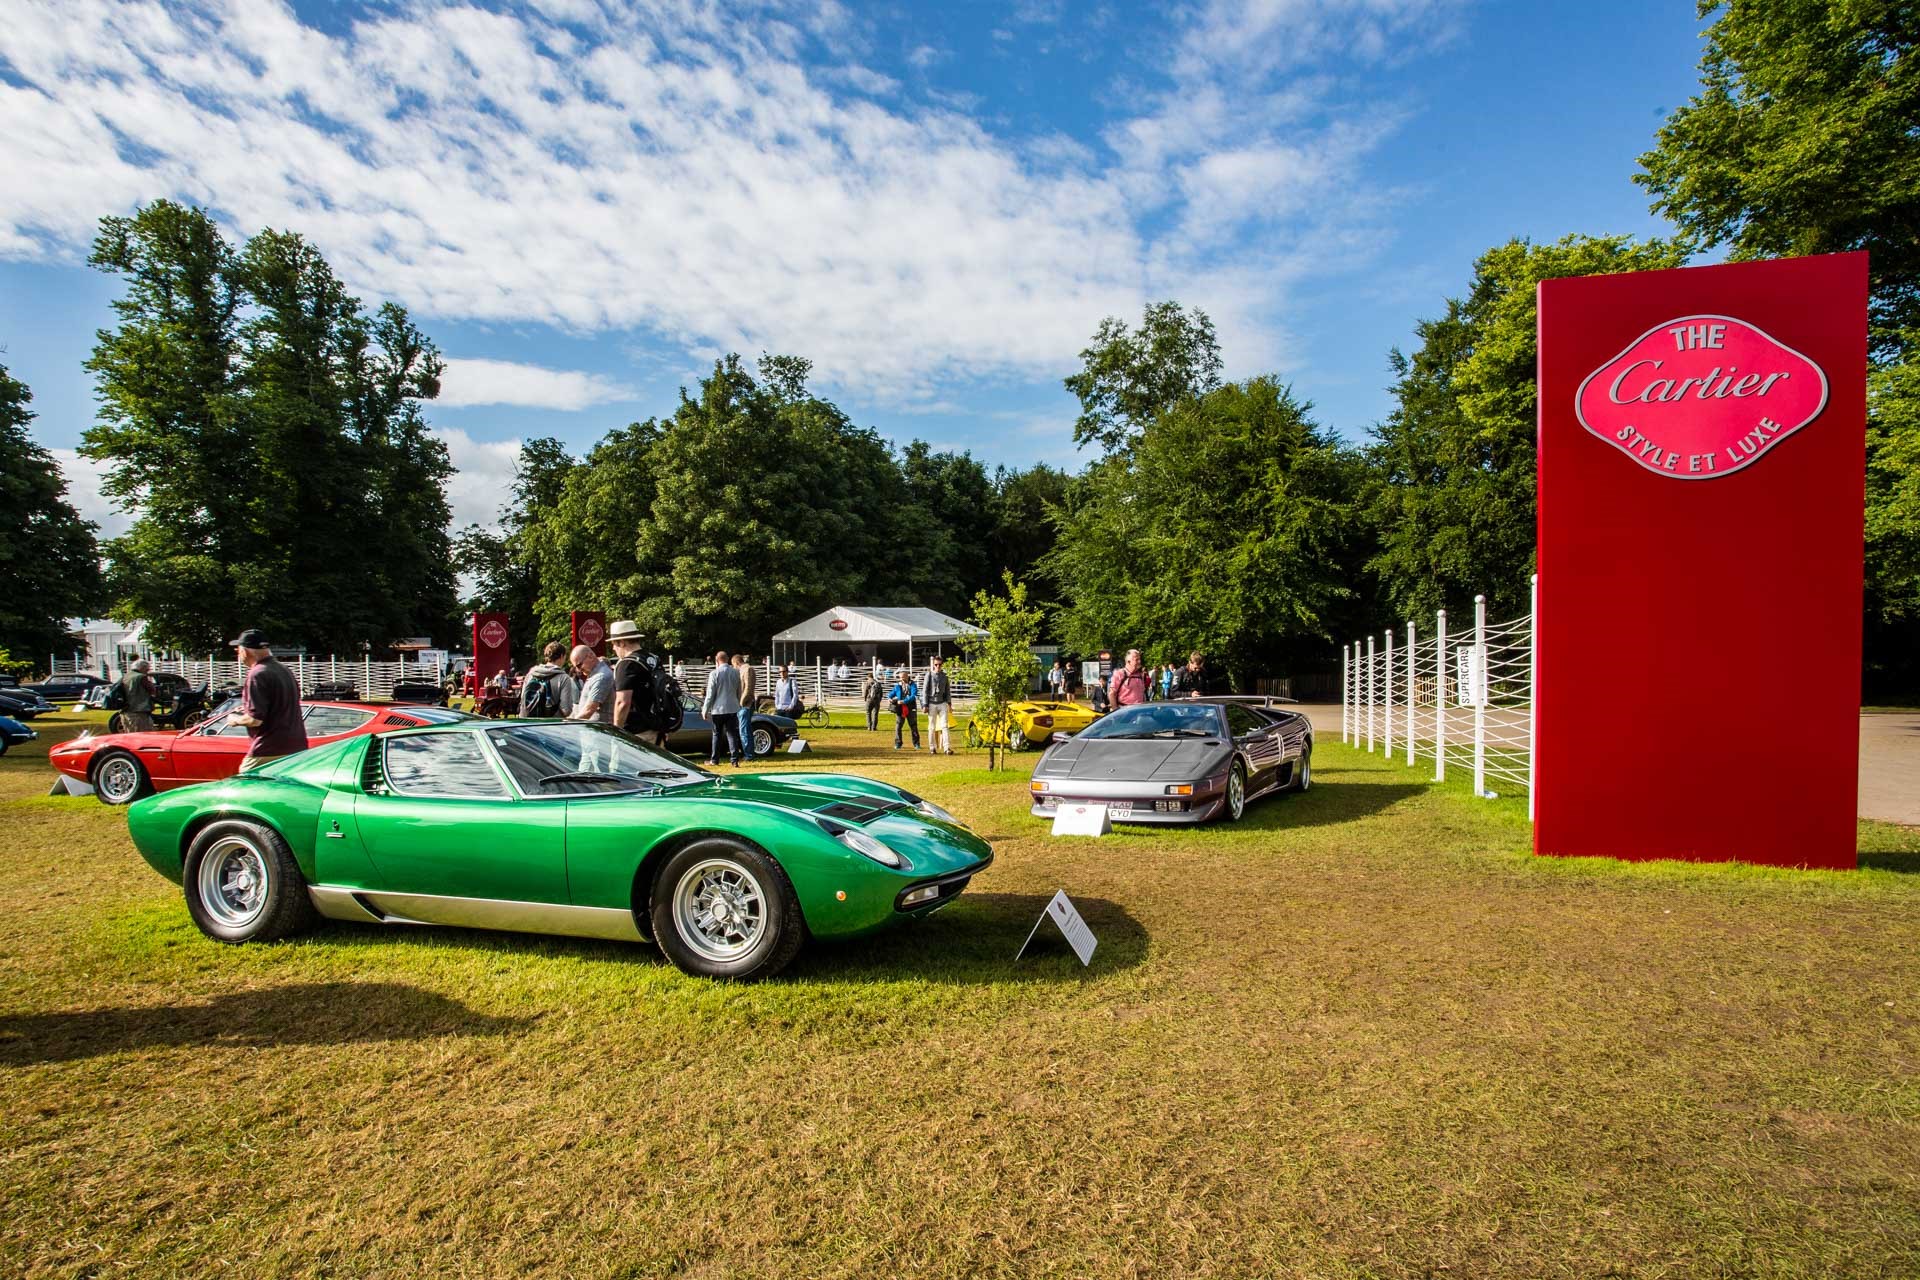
[651,838,804,981]
[183,819,317,944]
[91,750,152,806]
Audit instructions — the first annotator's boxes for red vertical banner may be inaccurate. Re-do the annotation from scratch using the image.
[473,612,511,684]
[571,610,607,656]
[1536,252,1866,869]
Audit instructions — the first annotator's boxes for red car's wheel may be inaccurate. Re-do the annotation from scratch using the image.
[91,750,152,806]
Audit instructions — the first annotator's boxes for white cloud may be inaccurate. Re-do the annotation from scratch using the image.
[52,449,132,540]
[436,358,631,410]
[0,0,1445,401]
[432,426,523,532]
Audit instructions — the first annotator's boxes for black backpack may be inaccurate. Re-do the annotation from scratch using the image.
[521,673,562,719]
[651,667,685,733]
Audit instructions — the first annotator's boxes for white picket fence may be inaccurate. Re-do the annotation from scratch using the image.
[1339,577,1536,813]
[53,654,445,699]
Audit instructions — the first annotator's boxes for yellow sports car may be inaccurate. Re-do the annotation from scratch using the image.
[966,699,1099,751]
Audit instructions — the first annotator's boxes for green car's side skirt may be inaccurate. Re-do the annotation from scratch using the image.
[305,885,646,942]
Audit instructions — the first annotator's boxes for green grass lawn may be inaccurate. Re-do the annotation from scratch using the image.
[2,709,1918,1278]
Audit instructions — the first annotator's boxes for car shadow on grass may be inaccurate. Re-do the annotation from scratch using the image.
[1860,847,1920,873]
[0,982,532,1067]
[783,892,1148,984]
[1196,780,1431,832]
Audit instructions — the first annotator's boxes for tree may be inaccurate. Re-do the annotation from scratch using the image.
[1364,235,1687,619]
[954,574,1042,770]
[82,201,456,652]
[1866,348,1920,693]
[1044,377,1364,687]
[459,436,578,662]
[1064,301,1223,455]
[900,441,995,612]
[1637,0,1920,354]
[987,463,1071,593]
[0,362,104,661]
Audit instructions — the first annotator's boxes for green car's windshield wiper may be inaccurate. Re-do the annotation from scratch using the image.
[537,771,656,787]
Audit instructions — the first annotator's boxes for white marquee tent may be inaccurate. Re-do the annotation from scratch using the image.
[770,606,985,668]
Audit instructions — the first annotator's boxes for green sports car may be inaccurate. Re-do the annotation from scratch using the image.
[124,720,992,980]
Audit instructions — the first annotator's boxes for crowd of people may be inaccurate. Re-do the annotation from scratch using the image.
[1047,649,1215,713]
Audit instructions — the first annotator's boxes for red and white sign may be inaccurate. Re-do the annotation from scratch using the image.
[472,611,511,684]
[570,610,607,656]
[1574,314,1829,479]
[828,618,848,631]
[1536,253,1865,870]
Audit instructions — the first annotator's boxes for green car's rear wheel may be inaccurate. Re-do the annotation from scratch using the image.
[652,838,803,981]
[183,819,317,943]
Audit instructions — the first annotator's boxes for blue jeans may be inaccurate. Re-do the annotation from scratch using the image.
[736,707,754,757]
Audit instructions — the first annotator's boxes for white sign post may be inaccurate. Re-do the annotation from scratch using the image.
[1050,802,1111,837]
[1015,890,1098,966]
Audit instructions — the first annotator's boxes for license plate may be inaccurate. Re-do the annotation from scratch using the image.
[1108,800,1133,813]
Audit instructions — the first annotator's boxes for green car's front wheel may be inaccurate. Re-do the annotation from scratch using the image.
[183,819,317,943]
[651,838,804,981]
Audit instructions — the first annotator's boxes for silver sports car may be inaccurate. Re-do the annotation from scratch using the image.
[1027,698,1312,824]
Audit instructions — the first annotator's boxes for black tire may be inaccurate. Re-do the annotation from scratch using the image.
[1222,759,1249,822]
[650,838,804,981]
[751,725,776,757]
[182,819,318,943]
[91,750,152,806]
[107,711,127,735]
[0,739,8,757]
[1290,743,1313,792]
[804,704,828,728]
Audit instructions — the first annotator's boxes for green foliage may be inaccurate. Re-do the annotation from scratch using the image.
[82,201,456,652]
[1043,377,1364,687]
[0,648,37,681]
[1064,301,1223,455]
[986,463,1071,590]
[1364,235,1687,619]
[0,362,103,659]
[1637,0,1920,355]
[954,573,1043,770]
[457,436,579,662]
[900,441,995,613]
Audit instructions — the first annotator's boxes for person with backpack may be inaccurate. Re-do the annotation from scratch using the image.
[888,669,921,750]
[863,668,884,731]
[519,642,578,718]
[608,620,658,737]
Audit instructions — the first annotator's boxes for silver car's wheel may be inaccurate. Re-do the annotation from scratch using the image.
[92,752,149,806]
[751,726,775,756]
[196,835,271,931]
[1225,761,1247,821]
[672,858,768,963]
[1294,748,1312,792]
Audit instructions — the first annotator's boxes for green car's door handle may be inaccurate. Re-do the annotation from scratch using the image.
[324,820,345,840]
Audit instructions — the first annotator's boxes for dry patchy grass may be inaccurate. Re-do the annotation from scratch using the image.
[1,710,1917,1278]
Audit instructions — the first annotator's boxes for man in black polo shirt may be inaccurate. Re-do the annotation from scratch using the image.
[229,629,307,770]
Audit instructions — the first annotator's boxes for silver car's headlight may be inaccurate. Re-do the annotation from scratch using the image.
[914,798,957,825]
[837,827,905,869]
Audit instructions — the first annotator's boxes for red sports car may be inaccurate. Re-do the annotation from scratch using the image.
[50,701,475,805]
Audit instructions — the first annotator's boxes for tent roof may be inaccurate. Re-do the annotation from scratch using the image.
[771,606,986,644]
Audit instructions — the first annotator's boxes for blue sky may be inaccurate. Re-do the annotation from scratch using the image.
[0,0,1707,535]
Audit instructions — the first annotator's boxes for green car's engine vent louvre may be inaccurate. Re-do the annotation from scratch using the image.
[813,800,899,825]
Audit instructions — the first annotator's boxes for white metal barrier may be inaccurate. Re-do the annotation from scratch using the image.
[1339,576,1536,805]
[54,654,446,699]
[669,661,978,711]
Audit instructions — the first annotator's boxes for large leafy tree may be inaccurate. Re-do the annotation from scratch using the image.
[82,201,455,652]
[1637,0,1920,688]
[458,436,579,662]
[987,463,1071,591]
[1637,0,1920,353]
[899,441,994,613]
[1043,377,1363,687]
[1365,235,1687,620]
[0,363,104,661]
[1064,301,1223,455]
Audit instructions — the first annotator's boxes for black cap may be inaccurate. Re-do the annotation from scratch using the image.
[230,629,269,649]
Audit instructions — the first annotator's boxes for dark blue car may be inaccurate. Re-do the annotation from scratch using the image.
[0,715,36,756]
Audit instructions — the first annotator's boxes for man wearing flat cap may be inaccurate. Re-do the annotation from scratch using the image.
[229,629,307,771]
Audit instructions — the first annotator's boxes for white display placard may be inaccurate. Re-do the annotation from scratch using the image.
[1015,889,1098,966]
[786,738,810,753]
[1050,802,1111,837]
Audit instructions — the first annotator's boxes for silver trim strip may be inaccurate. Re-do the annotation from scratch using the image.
[306,884,643,943]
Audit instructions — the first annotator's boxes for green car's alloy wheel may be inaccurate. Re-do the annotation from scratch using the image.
[183,819,317,943]
[1224,760,1248,822]
[91,750,152,806]
[652,838,804,980]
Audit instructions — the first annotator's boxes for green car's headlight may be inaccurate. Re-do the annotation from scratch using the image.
[837,827,906,869]
[914,798,957,825]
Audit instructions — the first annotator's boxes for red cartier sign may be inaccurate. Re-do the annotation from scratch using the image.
[1536,252,1865,871]
[1575,314,1828,479]
[472,611,511,682]
[571,610,607,654]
